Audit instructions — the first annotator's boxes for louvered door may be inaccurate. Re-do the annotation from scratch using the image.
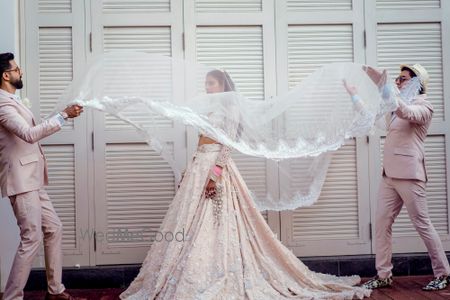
[21,0,90,267]
[365,0,450,253]
[90,0,185,265]
[275,0,372,256]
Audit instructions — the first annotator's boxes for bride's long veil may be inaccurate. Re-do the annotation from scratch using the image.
[53,51,399,211]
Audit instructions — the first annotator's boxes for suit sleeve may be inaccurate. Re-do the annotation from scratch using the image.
[0,105,62,143]
[395,98,433,125]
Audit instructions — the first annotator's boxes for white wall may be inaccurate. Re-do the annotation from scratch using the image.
[0,0,21,292]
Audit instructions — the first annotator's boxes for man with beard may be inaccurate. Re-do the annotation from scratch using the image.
[0,52,84,300]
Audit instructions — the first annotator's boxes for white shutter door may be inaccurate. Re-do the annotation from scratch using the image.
[102,143,175,247]
[195,0,262,13]
[196,26,265,100]
[102,0,171,13]
[184,0,280,231]
[286,0,352,11]
[22,0,90,267]
[377,23,444,119]
[90,0,185,265]
[276,0,371,256]
[376,0,441,9]
[365,0,450,253]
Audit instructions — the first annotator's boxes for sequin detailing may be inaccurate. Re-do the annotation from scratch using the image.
[215,146,231,168]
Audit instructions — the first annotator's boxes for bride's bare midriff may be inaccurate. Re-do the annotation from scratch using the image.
[198,135,219,146]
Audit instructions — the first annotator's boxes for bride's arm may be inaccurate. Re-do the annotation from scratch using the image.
[208,145,231,182]
[204,142,231,199]
[203,105,240,197]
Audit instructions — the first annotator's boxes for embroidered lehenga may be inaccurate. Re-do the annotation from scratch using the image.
[120,116,371,300]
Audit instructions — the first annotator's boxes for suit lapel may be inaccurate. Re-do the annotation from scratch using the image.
[16,100,36,123]
[389,112,396,126]
[0,96,36,125]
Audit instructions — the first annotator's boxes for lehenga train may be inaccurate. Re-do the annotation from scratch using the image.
[120,144,371,300]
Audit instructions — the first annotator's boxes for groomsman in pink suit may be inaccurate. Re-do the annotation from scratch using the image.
[346,63,450,291]
[0,52,84,300]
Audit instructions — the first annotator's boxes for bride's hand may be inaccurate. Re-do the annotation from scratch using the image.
[205,179,217,198]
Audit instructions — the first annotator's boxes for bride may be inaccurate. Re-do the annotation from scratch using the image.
[119,69,371,299]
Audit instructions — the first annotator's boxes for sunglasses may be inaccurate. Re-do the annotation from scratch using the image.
[395,76,409,83]
[4,66,21,73]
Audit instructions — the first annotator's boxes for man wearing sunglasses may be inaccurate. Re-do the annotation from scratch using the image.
[0,52,84,300]
[345,64,450,292]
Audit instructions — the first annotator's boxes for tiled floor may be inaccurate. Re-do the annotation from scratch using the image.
[3,276,450,300]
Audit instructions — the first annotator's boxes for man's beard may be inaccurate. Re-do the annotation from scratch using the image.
[11,78,23,89]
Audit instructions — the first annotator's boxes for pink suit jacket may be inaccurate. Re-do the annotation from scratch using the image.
[0,90,61,197]
[383,94,433,182]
